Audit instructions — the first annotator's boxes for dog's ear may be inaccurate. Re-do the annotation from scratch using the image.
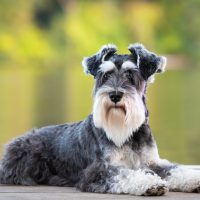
[82,44,117,77]
[128,43,166,82]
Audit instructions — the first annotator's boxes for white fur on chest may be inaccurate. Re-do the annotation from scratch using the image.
[106,146,141,169]
[105,144,161,169]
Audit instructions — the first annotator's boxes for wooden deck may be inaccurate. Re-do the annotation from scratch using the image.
[0,166,200,200]
[0,186,200,200]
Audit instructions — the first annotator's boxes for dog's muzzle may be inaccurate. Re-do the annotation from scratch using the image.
[108,91,123,104]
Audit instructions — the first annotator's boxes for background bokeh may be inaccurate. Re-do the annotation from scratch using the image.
[0,0,200,164]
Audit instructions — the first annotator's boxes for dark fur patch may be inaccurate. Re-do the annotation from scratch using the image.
[76,162,118,193]
[127,122,154,150]
[84,45,117,76]
[128,44,165,80]
[149,165,177,179]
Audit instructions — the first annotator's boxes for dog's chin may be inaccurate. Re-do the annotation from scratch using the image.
[106,105,126,127]
[107,105,126,116]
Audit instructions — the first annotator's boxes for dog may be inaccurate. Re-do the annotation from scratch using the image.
[0,43,200,196]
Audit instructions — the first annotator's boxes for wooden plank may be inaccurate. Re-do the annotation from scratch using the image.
[0,185,78,193]
[0,186,200,200]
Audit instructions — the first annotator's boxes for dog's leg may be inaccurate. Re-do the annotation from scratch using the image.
[141,143,200,193]
[76,162,168,196]
[164,165,200,192]
[149,162,200,193]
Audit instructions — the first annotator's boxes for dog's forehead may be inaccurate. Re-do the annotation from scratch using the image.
[98,54,139,74]
[110,54,134,67]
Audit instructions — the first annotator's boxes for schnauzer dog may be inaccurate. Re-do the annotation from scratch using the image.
[0,44,200,196]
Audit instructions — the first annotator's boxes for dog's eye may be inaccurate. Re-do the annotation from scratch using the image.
[126,70,133,79]
[102,72,112,82]
[126,70,135,85]
[103,74,109,79]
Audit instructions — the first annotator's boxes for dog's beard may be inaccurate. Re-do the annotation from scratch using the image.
[93,92,145,147]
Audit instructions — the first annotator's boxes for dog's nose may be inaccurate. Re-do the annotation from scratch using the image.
[109,91,123,103]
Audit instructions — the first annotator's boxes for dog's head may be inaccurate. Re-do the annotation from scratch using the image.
[82,43,166,147]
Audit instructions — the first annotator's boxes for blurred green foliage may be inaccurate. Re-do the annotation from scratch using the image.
[0,0,200,164]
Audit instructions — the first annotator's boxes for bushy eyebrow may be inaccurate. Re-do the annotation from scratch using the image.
[98,61,116,73]
[121,61,137,70]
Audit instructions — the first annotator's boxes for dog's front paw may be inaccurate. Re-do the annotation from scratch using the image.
[134,171,168,196]
[144,184,168,196]
[109,169,168,196]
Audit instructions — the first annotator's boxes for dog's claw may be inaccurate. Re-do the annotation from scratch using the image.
[192,186,200,193]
